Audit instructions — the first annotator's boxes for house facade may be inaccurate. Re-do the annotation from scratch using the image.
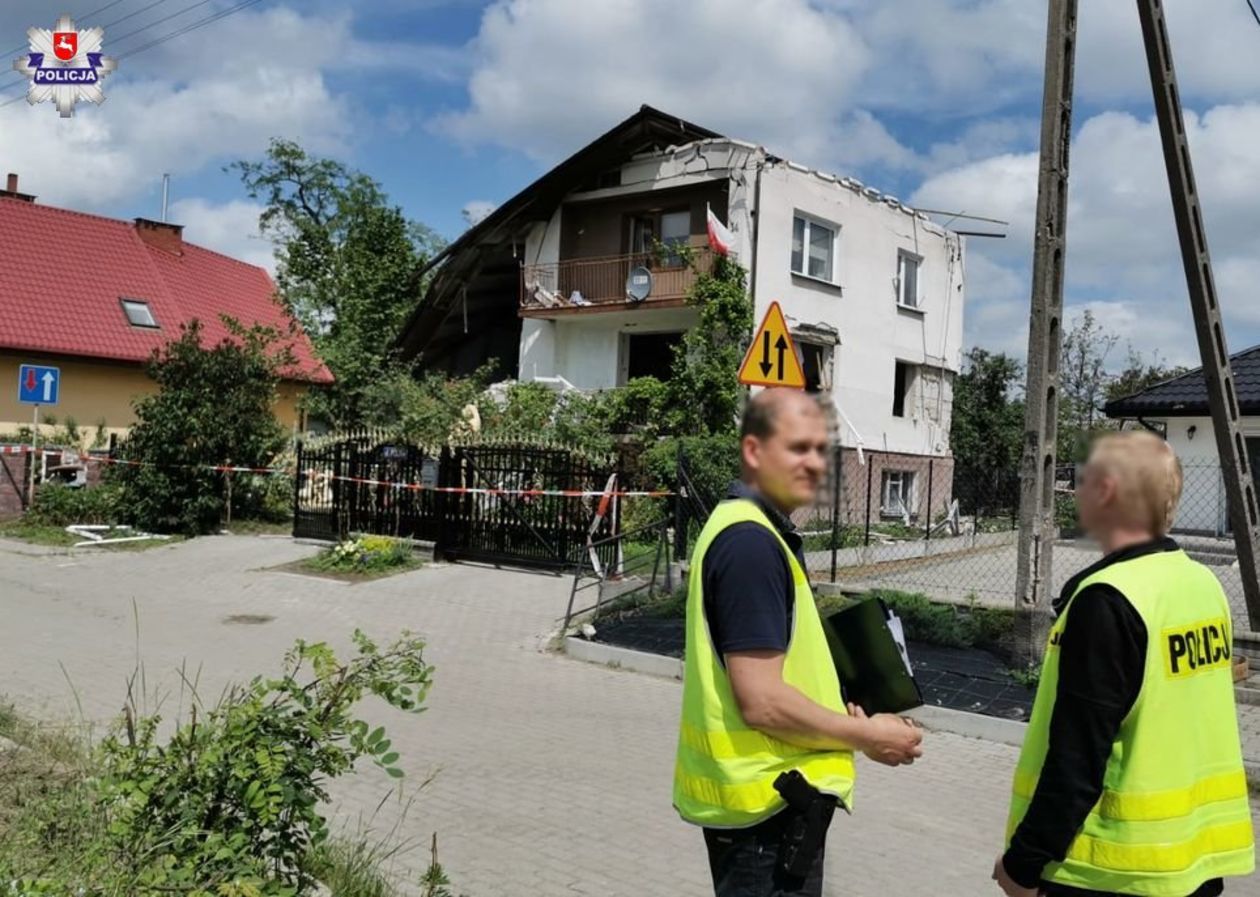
[401,107,965,520]
[1106,346,1260,536]
[0,173,332,449]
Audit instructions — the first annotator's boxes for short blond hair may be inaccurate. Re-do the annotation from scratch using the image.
[1087,431,1183,536]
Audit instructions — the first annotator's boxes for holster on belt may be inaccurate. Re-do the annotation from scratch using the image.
[772,770,837,878]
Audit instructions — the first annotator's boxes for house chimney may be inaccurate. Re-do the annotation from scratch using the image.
[134,217,184,255]
[0,172,36,202]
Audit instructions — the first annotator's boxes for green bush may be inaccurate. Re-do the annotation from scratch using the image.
[644,433,741,506]
[112,320,290,535]
[0,632,432,896]
[800,517,864,553]
[1055,492,1079,533]
[27,483,123,527]
[867,589,1015,651]
[307,536,416,574]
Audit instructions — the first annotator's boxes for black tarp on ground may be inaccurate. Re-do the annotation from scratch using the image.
[588,617,1034,721]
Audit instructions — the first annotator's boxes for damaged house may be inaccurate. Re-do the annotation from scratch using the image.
[398,106,965,508]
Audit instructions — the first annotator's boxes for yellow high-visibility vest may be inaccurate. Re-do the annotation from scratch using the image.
[673,498,856,828]
[1008,549,1255,895]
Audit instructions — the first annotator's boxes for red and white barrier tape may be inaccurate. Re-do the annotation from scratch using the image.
[76,454,674,498]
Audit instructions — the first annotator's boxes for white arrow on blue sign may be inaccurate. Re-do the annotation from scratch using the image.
[18,364,59,406]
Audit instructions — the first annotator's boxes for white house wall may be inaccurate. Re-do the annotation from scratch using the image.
[1162,415,1228,534]
[751,163,965,457]
[522,308,698,391]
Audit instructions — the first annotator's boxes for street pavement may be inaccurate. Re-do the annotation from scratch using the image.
[0,534,1256,896]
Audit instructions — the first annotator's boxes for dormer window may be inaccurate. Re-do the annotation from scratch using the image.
[121,298,158,328]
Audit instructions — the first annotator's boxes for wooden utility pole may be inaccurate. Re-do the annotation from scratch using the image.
[1136,0,1260,631]
[1014,0,1078,666]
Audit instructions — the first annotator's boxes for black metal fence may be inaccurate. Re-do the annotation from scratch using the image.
[294,433,620,572]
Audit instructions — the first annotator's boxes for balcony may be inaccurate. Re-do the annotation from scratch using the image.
[520,248,716,316]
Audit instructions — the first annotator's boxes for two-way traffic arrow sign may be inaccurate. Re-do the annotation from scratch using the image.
[738,302,806,389]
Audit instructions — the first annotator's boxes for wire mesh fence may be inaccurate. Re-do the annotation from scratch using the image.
[790,453,1254,632]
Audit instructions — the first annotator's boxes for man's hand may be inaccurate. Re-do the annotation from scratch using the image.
[848,703,923,766]
[992,855,1040,897]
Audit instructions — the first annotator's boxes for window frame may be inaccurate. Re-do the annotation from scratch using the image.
[794,339,834,394]
[897,250,923,310]
[119,297,159,329]
[791,212,841,286]
[881,470,917,518]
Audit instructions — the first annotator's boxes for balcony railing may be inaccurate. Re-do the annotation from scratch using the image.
[520,248,715,312]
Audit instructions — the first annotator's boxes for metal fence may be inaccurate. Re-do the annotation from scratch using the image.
[294,433,621,572]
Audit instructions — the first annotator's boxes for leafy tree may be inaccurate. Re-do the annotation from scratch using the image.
[952,348,1024,470]
[114,320,290,535]
[231,140,445,429]
[1107,346,1188,405]
[663,255,754,435]
[1058,309,1120,462]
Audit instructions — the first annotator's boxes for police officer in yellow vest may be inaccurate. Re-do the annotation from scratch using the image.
[675,389,924,897]
[994,431,1255,897]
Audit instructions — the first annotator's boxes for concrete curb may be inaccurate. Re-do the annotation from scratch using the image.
[906,704,1027,747]
[562,640,1260,770]
[564,636,682,680]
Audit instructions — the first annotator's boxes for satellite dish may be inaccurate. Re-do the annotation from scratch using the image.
[626,266,653,303]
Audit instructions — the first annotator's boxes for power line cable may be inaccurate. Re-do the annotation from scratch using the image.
[1,0,133,58]
[1,0,266,109]
[1247,0,1260,27]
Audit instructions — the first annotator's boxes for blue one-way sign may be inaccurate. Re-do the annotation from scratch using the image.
[18,364,59,406]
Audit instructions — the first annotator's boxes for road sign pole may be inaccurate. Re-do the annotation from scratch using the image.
[27,403,38,510]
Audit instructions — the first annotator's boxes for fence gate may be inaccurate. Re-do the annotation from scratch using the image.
[294,435,619,571]
[439,442,618,571]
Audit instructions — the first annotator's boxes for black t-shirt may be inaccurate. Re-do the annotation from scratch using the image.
[701,482,805,661]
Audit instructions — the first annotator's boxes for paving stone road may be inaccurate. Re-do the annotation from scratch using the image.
[0,534,1256,896]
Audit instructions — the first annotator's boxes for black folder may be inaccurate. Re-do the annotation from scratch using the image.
[823,598,923,715]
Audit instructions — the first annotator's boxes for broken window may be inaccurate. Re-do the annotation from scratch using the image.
[893,361,915,418]
[882,470,917,518]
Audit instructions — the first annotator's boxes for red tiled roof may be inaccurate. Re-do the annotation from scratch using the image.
[0,195,333,384]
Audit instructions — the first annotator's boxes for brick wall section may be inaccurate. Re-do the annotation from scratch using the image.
[822,448,955,530]
[0,452,29,518]
[0,448,106,520]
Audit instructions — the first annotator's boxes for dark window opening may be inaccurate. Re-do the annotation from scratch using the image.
[626,331,683,382]
[798,343,827,394]
[893,361,910,417]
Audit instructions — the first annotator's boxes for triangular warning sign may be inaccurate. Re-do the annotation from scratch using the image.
[738,301,806,389]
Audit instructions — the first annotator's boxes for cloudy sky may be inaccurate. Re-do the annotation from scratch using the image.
[4,0,1260,367]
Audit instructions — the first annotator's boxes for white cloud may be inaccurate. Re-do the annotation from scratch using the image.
[915,102,1260,362]
[0,4,466,214]
[461,199,496,227]
[433,0,887,170]
[168,197,274,272]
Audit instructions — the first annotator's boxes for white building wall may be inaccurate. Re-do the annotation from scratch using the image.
[1161,415,1230,533]
[514,140,967,461]
[751,163,965,457]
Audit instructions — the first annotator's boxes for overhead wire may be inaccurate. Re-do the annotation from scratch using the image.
[0,0,266,109]
[1247,0,1260,27]
[0,0,132,58]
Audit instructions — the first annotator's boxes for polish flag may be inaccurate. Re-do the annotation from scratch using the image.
[707,204,735,257]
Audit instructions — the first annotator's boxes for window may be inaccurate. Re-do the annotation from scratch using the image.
[623,331,684,384]
[120,298,158,328]
[897,251,921,309]
[659,210,690,266]
[893,361,914,418]
[791,215,837,283]
[796,342,831,394]
[882,470,916,518]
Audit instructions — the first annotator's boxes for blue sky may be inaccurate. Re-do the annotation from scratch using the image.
[4,0,1260,369]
